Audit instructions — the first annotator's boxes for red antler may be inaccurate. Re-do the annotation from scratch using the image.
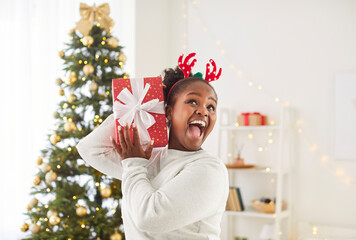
[205,59,222,82]
[178,53,197,78]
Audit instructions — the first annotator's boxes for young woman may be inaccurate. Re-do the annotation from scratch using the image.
[77,54,229,240]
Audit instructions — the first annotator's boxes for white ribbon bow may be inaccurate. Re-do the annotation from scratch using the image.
[113,78,165,145]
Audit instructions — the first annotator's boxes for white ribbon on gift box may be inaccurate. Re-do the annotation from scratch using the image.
[113,77,165,145]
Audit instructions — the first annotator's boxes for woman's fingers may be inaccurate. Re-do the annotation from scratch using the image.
[124,123,133,147]
[132,123,141,146]
[145,140,154,159]
[110,136,122,155]
[118,126,127,149]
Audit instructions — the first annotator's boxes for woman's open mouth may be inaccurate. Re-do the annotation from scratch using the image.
[188,120,207,139]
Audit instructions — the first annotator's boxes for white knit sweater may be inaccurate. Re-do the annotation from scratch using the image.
[77,114,229,240]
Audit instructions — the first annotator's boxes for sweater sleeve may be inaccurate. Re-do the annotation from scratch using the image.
[76,114,123,180]
[121,156,228,233]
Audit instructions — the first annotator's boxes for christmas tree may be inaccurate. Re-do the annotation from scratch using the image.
[21,3,126,240]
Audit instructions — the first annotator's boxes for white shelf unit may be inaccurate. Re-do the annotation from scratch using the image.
[218,107,294,240]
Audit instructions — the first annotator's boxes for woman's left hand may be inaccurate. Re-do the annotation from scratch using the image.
[111,123,153,160]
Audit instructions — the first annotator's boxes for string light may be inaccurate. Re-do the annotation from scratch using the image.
[96,207,100,211]
[84,61,88,64]
[45,204,49,208]
[248,133,253,139]
[73,196,77,200]
[46,188,51,192]
[312,226,318,235]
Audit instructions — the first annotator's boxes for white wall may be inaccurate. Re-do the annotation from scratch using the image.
[134,0,356,238]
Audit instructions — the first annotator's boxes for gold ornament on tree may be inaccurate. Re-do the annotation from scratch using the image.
[45,170,57,184]
[83,63,95,75]
[41,163,51,173]
[100,187,112,198]
[49,215,61,225]
[20,223,29,232]
[110,230,122,240]
[76,206,88,217]
[56,78,63,85]
[118,52,127,63]
[33,175,41,186]
[47,210,58,218]
[29,223,41,234]
[50,133,61,144]
[58,88,65,96]
[58,50,64,58]
[68,93,77,103]
[28,197,39,208]
[82,35,94,46]
[64,121,77,132]
[76,3,114,36]
[36,157,43,165]
[107,37,118,48]
[66,71,77,85]
[89,81,98,93]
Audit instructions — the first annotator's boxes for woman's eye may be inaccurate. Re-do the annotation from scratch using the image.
[208,105,215,111]
[187,99,197,105]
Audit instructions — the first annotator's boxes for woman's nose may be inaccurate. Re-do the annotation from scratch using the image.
[196,105,208,116]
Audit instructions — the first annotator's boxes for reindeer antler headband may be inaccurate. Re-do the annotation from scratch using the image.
[167,52,222,101]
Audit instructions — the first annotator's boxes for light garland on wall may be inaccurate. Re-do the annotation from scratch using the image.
[181,0,355,187]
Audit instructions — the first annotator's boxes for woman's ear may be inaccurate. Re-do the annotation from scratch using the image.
[166,105,172,121]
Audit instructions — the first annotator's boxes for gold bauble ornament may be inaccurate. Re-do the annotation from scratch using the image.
[29,223,41,234]
[47,210,58,218]
[36,157,43,165]
[50,134,60,145]
[100,187,112,198]
[110,231,122,240]
[118,53,127,63]
[89,81,98,93]
[26,204,32,211]
[66,71,77,85]
[41,163,51,173]
[45,170,57,184]
[58,51,64,58]
[83,64,95,75]
[20,223,29,232]
[82,36,94,46]
[56,78,63,85]
[107,37,118,48]
[58,88,65,96]
[28,197,38,208]
[49,215,61,225]
[67,93,77,103]
[64,121,77,132]
[76,206,87,217]
[33,176,41,186]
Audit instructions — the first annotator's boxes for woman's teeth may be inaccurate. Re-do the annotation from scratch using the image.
[189,120,206,127]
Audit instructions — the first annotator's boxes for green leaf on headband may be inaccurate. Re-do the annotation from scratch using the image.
[193,72,203,78]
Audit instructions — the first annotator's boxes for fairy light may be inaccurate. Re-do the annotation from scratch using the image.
[258,147,263,152]
[102,37,106,40]
[312,226,318,235]
[96,207,100,211]
[279,231,283,236]
[101,41,106,45]
[95,182,100,187]
[63,116,67,120]
[82,77,86,81]
[275,97,280,102]
[95,54,99,59]
[45,204,49,208]
[248,133,253,139]
[270,120,275,125]
[72,105,76,109]
[119,62,123,67]
[321,155,328,162]
[46,188,51,192]
[336,169,344,176]
[57,165,61,169]
[268,132,273,136]
[63,103,68,109]
[112,209,116,213]
[234,122,239,127]
[266,167,271,172]
[270,178,275,183]
[57,176,62,181]
[106,91,110,95]
[268,139,273,144]
[257,85,263,90]
[298,128,302,133]
[216,40,221,46]
[84,61,88,64]
[78,60,82,64]
[73,196,77,200]
[104,59,108,63]
[310,144,318,152]
[227,153,232,157]
[81,224,86,228]
[248,82,253,86]
[68,147,72,152]
[46,228,50,232]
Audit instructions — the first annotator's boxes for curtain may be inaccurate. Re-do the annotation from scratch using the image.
[0,0,135,238]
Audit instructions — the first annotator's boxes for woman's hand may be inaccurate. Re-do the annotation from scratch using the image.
[111,123,153,160]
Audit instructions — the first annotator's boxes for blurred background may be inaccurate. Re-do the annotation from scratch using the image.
[1,0,356,239]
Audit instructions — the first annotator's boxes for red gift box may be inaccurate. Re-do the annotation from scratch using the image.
[237,112,268,126]
[112,77,168,147]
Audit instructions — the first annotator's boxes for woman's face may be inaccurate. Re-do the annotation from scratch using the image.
[166,81,217,151]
